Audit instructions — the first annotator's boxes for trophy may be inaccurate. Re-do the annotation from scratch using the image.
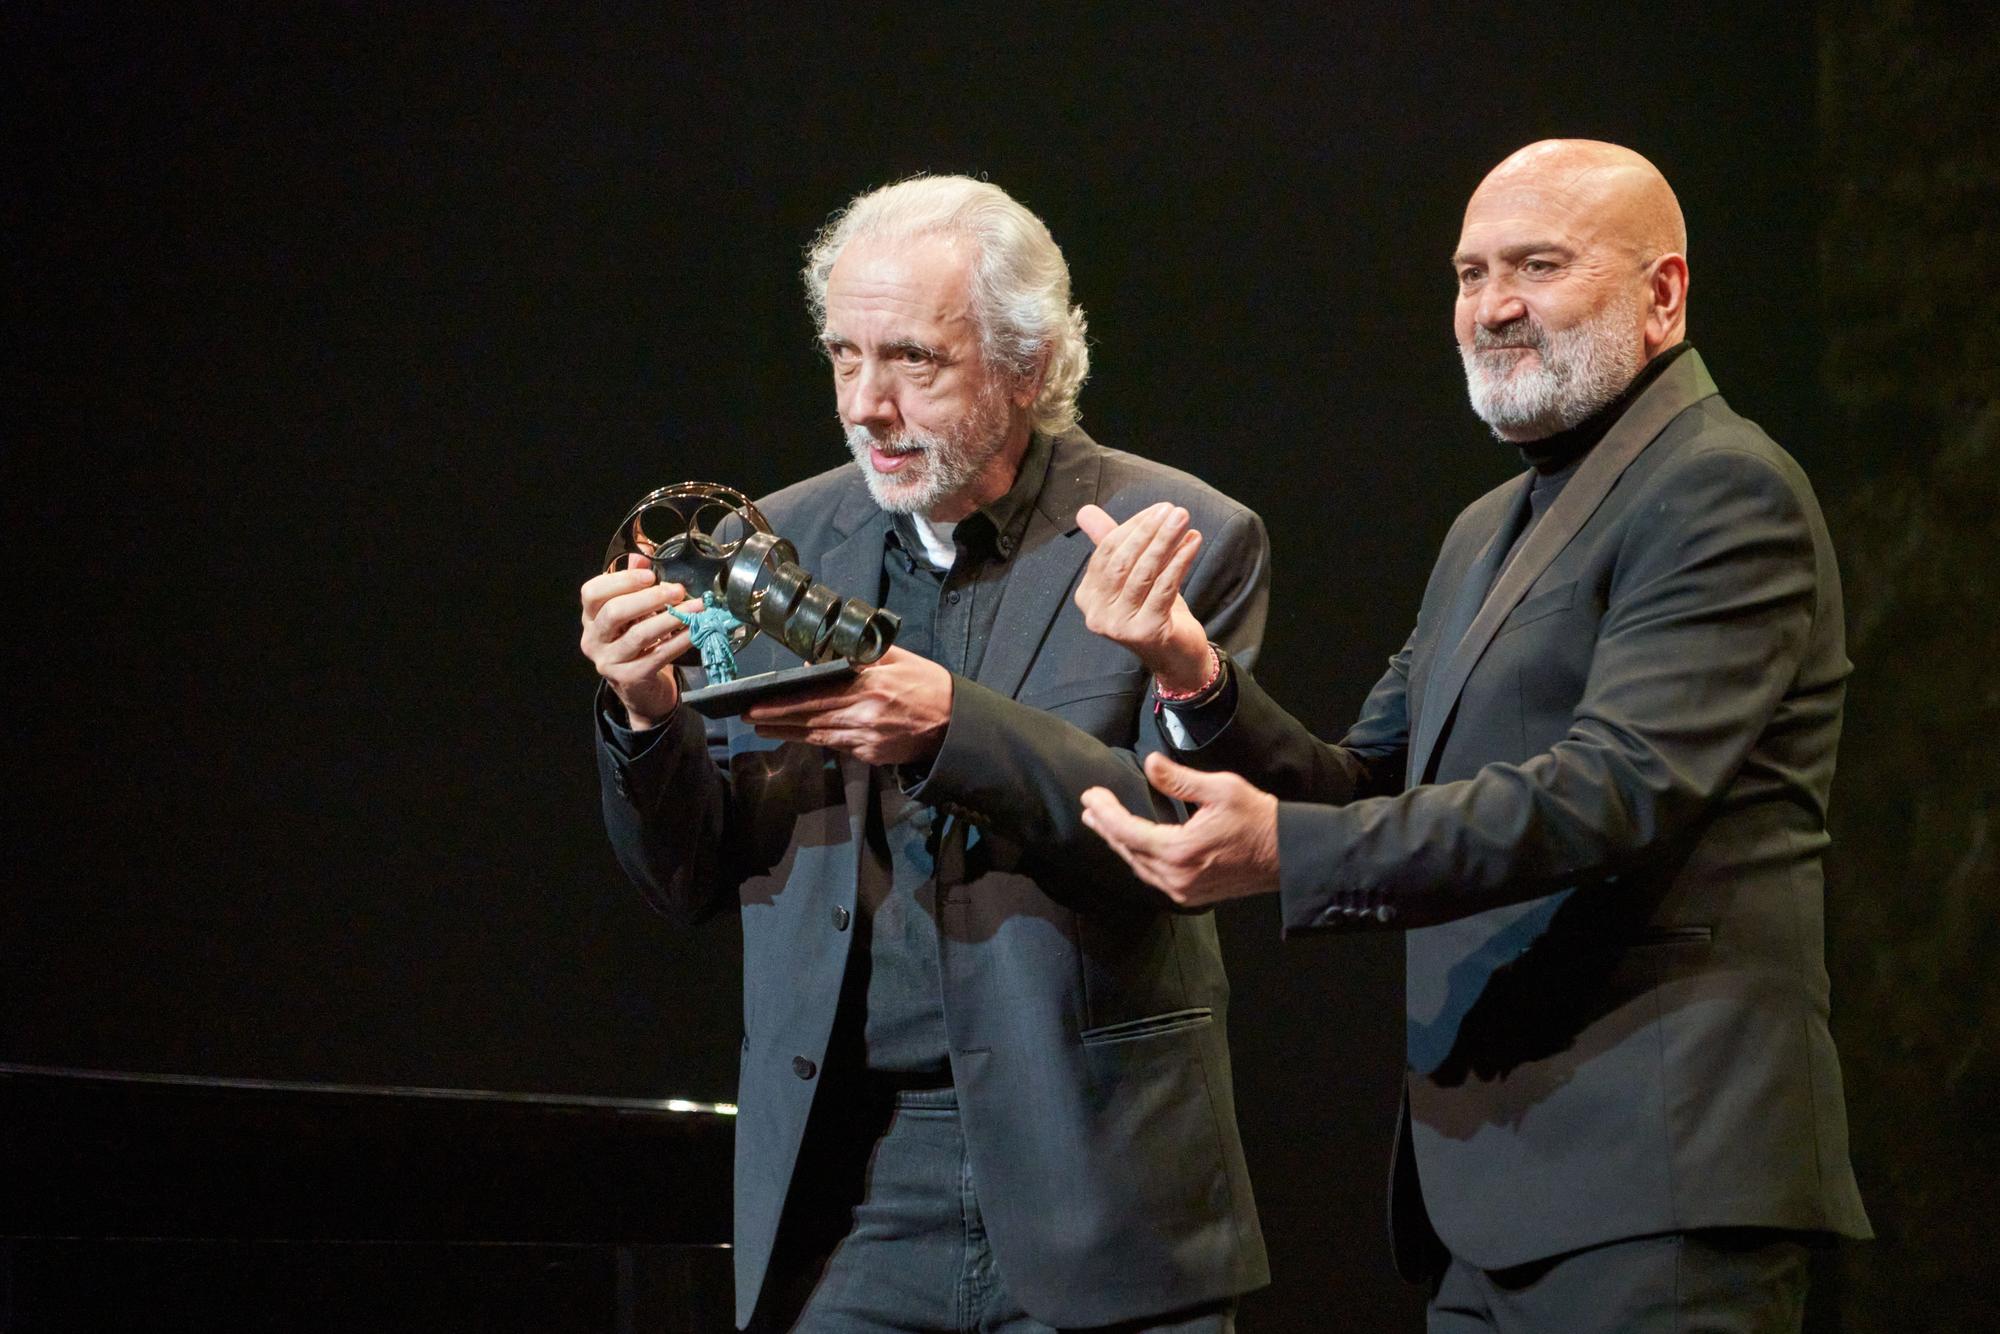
[604,482,901,717]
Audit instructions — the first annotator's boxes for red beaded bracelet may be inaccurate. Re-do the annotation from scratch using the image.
[1153,642,1224,705]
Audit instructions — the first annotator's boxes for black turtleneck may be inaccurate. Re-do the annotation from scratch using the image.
[1491,342,1695,580]
[1516,341,1694,475]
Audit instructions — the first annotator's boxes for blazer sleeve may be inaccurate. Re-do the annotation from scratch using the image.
[1276,446,1826,934]
[1168,628,1415,806]
[915,505,1272,912]
[596,680,740,928]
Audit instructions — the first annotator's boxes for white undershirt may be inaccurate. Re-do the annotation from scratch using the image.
[908,513,959,570]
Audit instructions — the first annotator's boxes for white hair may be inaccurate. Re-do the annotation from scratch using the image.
[804,175,1090,437]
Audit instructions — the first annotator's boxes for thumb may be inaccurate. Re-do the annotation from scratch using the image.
[1076,503,1116,545]
[1143,751,1236,804]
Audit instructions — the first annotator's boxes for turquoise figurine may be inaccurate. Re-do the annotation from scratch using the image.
[670,590,747,684]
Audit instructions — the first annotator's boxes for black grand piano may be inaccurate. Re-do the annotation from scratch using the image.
[0,1062,736,1332]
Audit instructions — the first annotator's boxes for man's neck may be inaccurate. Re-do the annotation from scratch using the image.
[925,421,1035,522]
[1515,341,1692,474]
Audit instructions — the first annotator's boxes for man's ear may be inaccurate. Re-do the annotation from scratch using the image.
[1644,252,1690,354]
[1011,351,1050,411]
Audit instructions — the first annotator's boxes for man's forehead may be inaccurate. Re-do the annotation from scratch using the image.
[825,232,977,324]
[1458,152,1681,260]
[1457,178,1596,248]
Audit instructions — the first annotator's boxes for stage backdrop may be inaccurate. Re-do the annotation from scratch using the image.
[12,4,1989,1329]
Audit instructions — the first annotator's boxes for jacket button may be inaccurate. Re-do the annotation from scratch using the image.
[832,905,851,931]
[1373,905,1397,923]
[792,1056,817,1080]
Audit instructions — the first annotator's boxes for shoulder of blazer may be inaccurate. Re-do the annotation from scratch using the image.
[752,463,876,554]
[1082,435,1261,531]
[1620,391,1822,517]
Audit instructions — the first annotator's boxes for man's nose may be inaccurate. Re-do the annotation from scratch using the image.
[842,360,900,430]
[1475,280,1528,331]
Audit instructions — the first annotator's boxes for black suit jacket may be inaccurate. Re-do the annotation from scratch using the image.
[599,429,1272,1326]
[1174,351,1870,1273]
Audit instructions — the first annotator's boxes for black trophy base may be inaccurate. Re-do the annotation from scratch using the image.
[682,659,856,718]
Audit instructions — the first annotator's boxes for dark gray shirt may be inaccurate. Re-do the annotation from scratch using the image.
[837,431,1053,1078]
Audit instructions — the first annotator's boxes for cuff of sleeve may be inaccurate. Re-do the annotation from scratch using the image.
[596,680,678,763]
[1275,800,1398,936]
[1153,658,1241,754]
[901,672,982,804]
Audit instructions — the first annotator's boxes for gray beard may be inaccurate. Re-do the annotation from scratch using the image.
[1460,300,1645,442]
[844,397,1010,516]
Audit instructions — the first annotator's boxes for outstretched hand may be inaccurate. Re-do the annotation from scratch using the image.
[1079,753,1281,908]
[1074,502,1214,693]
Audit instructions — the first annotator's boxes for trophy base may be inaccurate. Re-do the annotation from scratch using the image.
[682,659,857,719]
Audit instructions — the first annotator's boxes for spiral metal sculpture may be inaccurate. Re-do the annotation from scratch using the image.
[605,481,899,665]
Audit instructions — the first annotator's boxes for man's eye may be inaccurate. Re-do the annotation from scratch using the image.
[1523,260,1556,275]
[897,348,932,365]
[1458,268,1483,287]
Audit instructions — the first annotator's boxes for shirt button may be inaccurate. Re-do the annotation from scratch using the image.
[947,590,962,605]
[792,1056,817,1081]
[832,904,851,931]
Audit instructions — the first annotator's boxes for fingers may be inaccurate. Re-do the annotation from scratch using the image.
[1078,503,1192,629]
[581,566,690,637]
[1096,503,1173,582]
[601,627,689,687]
[610,603,696,661]
[1077,786,1177,857]
[741,647,924,722]
[1142,752,1239,805]
[581,565,654,621]
[1146,531,1202,614]
[1076,503,1117,544]
[1124,506,1193,592]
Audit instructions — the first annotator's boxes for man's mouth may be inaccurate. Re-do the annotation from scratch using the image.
[870,440,923,473]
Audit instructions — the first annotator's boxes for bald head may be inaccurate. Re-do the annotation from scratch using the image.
[1452,139,1693,442]
[1470,139,1686,264]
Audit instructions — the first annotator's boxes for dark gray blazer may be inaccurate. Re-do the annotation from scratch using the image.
[599,429,1272,1327]
[1174,351,1870,1275]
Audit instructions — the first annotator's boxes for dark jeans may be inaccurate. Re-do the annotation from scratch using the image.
[1427,1228,1814,1334]
[750,1084,1234,1333]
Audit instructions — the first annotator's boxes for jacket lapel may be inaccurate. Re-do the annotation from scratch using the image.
[972,432,1101,701]
[1407,349,1722,784]
[1408,477,1533,786]
[799,477,892,844]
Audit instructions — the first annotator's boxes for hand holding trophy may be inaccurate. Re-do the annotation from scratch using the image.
[598,481,901,718]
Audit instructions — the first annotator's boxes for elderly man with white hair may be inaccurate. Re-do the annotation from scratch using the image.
[580,176,1271,1331]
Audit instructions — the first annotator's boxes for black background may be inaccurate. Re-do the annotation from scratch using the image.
[7,5,1832,1329]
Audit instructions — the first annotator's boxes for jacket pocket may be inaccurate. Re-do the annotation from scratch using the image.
[1496,580,1577,637]
[1078,1006,1215,1047]
[1630,924,1714,947]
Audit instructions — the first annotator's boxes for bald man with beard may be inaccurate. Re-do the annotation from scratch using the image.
[1068,141,1870,1330]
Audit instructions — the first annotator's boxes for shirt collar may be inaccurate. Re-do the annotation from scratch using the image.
[1516,341,1694,474]
[887,430,1055,565]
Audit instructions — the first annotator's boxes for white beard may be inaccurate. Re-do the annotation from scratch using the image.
[844,389,1012,516]
[1460,297,1646,442]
